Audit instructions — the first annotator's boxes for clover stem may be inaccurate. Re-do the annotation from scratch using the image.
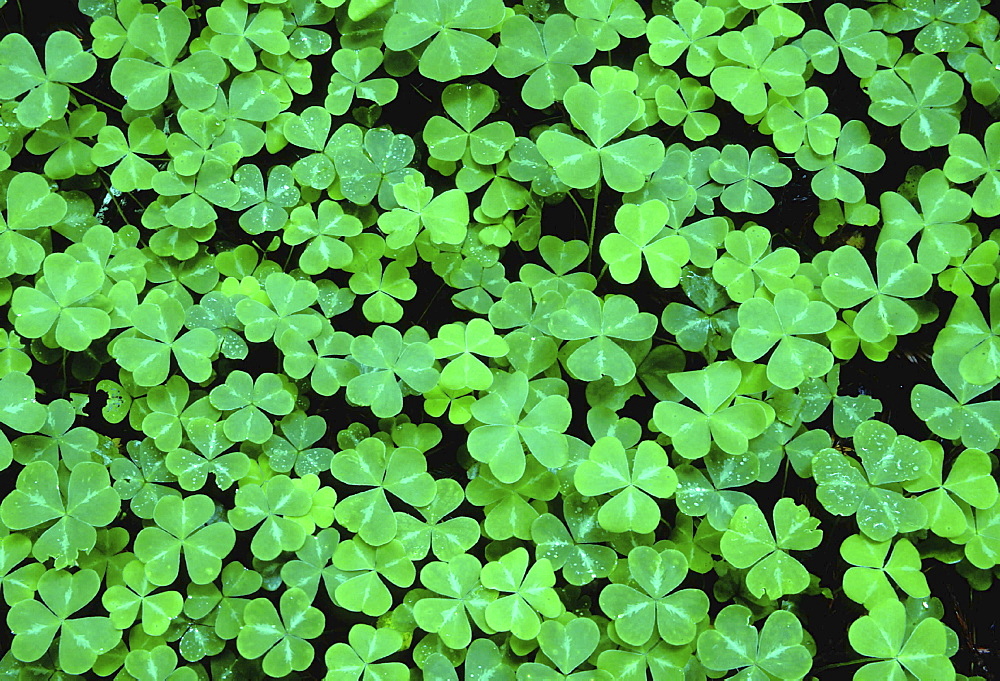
[587,177,601,272]
[283,245,295,270]
[66,83,123,113]
[595,262,609,286]
[567,190,589,237]
[814,658,869,672]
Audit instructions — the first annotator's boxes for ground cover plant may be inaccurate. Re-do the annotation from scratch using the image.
[1,0,1000,679]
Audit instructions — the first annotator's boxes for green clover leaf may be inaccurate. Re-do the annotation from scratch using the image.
[794,119,886,204]
[840,535,929,607]
[710,24,807,116]
[209,370,297,444]
[821,240,932,343]
[549,289,658,385]
[324,624,408,681]
[382,0,505,82]
[944,121,1000,218]
[423,83,515,165]
[712,224,800,303]
[537,79,665,192]
[413,554,496,649]
[206,0,289,72]
[877,169,973,274]
[731,287,837,389]
[600,199,691,287]
[495,13,597,109]
[7,568,121,674]
[653,360,773,460]
[709,144,792,214]
[866,54,963,151]
[228,474,313,560]
[102,559,184,637]
[326,46,398,115]
[0,31,97,128]
[481,546,564,641]
[720,498,822,600]
[647,0,725,77]
[430,318,508,391]
[237,587,325,678]
[0,460,120,568]
[467,370,571,483]
[331,437,435,546]
[133,493,236,586]
[599,545,709,647]
[764,87,841,155]
[848,599,954,681]
[800,3,888,79]
[574,437,677,533]
[697,605,812,680]
[346,325,439,418]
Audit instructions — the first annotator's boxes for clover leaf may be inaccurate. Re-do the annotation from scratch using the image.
[324,624,408,681]
[710,24,807,116]
[237,587,324,678]
[799,3,888,79]
[840,534,929,607]
[565,0,646,51]
[346,325,439,418]
[821,240,932,343]
[331,436,435,546]
[0,371,48,434]
[944,121,1000,218]
[647,0,725,77]
[382,0,505,82]
[549,289,657,385]
[110,294,219,387]
[574,437,677,533]
[423,82,515,165]
[10,397,98,469]
[430,318,508,392]
[537,80,665,192]
[102,559,184,637]
[205,0,289,72]
[866,54,964,151]
[166,416,249,491]
[495,13,597,109]
[328,537,415,616]
[111,4,227,110]
[413,554,496,649]
[209,370,297,444]
[0,31,97,128]
[326,46,398,115]
[600,545,709,647]
[721,498,823,600]
[600,199,691,287]
[378,173,469,248]
[468,370,571,483]
[813,422,930,542]
[709,144,792,214]
[7,568,121,674]
[764,87,841,156]
[0,460,120,568]
[481,546,564,641]
[654,75,720,142]
[877,169,974,274]
[732,287,837,389]
[11,251,110,352]
[794,119,886,204]
[530,497,617,586]
[133,493,236,586]
[712,224,800,303]
[526,617,610,679]
[91,117,168,192]
[653,360,773,460]
[697,605,812,680]
[904,443,999,539]
[848,599,954,681]
[229,474,313,561]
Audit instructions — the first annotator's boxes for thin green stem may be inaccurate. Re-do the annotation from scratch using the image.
[66,83,123,113]
[595,262,609,286]
[587,177,601,272]
[814,659,869,673]
[567,190,589,235]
